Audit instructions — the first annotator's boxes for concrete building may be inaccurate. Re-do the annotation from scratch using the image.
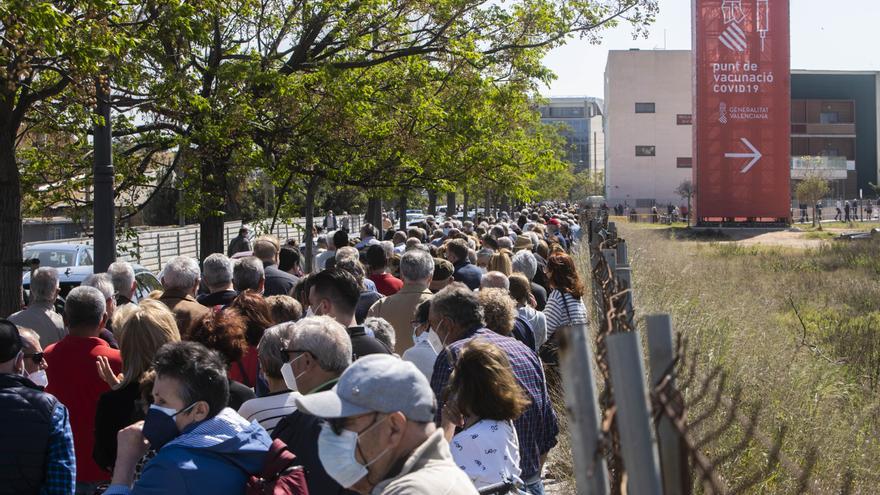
[604,50,693,209]
[791,70,880,200]
[539,96,604,174]
[603,49,880,208]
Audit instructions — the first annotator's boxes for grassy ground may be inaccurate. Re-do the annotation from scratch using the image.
[618,223,880,492]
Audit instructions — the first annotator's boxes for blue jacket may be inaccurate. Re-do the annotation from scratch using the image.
[452,260,482,291]
[105,408,271,495]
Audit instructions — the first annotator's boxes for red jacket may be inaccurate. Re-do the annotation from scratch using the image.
[45,335,122,482]
[369,272,403,297]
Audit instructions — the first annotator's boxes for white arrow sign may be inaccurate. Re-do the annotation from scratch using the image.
[725,137,762,173]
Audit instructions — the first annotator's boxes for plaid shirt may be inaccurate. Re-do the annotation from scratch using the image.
[431,327,559,479]
[44,402,76,495]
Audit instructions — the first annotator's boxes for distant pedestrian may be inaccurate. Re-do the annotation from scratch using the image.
[844,201,851,222]
[835,205,842,221]
[227,226,252,256]
[323,210,338,230]
[815,202,823,222]
[866,202,873,221]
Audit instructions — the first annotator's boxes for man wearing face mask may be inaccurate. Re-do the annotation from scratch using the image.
[18,326,49,388]
[429,283,559,495]
[272,316,355,495]
[0,319,76,494]
[103,341,271,495]
[295,353,477,495]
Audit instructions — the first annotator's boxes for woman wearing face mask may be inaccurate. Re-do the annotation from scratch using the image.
[441,339,531,492]
[93,300,181,473]
[402,300,440,380]
[237,322,301,435]
[103,341,272,495]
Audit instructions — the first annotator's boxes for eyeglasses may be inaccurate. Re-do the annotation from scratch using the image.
[326,412,379,435]
[23,352,44,364]
[281,349,312,360]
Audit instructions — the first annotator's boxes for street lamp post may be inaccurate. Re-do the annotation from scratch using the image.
[93,76,115,273]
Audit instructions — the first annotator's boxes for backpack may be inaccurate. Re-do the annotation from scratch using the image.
[245,439,309,495]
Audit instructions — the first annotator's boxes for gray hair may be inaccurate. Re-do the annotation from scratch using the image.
[65,286,106,328]
[82,273,114,300]
[258,322,298,380]
[202,253,233,289]
[289,316,352,374]
[512,250,538,280]
[233,256,264,292]
[107,261,135,297]
[161,256,201,291]
[363,317,396,353]
[29,267,59,303]
[335,246,359,263]
[399,249,434,282]
[497,236,513,251]
[431,283,484,331]
[480,271,510,290]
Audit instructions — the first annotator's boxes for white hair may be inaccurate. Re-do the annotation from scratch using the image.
[380,241,394,260]
[161,256,201,291]
[512,250,538,281]
[29,267,59,303]
[82,273,114,300]
[363,317,396,353]
[107,261,135,297]
[336,246,359,263]
[258,322,298,379]
[480,271,510,290]
[290,316,352,374]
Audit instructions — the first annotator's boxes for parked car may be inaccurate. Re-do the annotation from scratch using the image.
[22,243,162,305]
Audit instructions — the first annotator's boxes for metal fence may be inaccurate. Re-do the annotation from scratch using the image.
[558,213,853,494]
[23,215,362,274]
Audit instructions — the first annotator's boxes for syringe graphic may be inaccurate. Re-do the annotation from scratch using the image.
[756,0,770,51]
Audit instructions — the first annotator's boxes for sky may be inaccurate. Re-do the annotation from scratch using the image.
[541,0,880,97]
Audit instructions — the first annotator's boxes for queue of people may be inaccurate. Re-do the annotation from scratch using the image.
[0,202,586,495]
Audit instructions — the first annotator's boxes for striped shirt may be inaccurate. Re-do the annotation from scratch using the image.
[543,289,588,337]
[237,392,300,435]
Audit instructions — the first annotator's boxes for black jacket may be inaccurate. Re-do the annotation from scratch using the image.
[347,326,391,361]
[531,282,547,311]
[263,264,299,297]
[0,373,59,494]
[228,378,256,410]
[197,290,239,308]
[452,259,482,291]
[93,381,143,472]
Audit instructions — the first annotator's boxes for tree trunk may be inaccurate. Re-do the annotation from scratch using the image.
[198,159,227,261]
[462,189,469,222]
[366,197,383,237]
[446,192,456,219]
[93,79,116,273]
[428,190,437,216]
[0,124,22,317]
[399,195,407,231]
[303,178,318,273]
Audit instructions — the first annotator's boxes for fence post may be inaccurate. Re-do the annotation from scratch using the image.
[225,226,230,247]
[615,265,634,328]
[195,231,200,259]
[156,234,162,269]
[557,323,610,495]
[606,331,663,495]
[616,239,627,266]
[647,314,687,495]
[135,235,141,264]
[176,232,181,256]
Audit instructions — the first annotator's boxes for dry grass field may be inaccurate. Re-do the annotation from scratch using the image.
[547,223,880,493]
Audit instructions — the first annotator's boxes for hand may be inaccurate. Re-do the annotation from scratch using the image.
[527,293,537,309]
[96,355,123,388]
[111,421,149,487]
[441,399,464,430]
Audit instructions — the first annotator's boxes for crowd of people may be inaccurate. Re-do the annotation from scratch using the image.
[1,202,588,495]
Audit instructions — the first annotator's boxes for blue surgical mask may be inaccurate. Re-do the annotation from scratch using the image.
[143,403,196,450]
[317,416,390,488]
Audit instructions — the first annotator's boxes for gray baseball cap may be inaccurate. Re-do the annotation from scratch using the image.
[294,354,436,422]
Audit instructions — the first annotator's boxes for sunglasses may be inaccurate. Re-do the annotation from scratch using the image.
[23,352,44,364]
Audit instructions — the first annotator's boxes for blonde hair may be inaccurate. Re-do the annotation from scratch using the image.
[117,299,181,387]
[487,250,513,276]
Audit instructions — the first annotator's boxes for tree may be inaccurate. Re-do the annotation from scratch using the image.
[796,176,830,229]
[0,1,133,317]
[675,179,695,225]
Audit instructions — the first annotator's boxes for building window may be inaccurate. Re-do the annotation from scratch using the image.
[677,114,692,125]
[676,157,693,168]
[635,102,656,114]
[635,145,656,157]
[819,112,839,124]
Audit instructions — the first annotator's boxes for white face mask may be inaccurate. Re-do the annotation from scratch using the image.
[305,307,315,318]
[280,353,307,392]
[317,415,391,488]
[27,369,49,388]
